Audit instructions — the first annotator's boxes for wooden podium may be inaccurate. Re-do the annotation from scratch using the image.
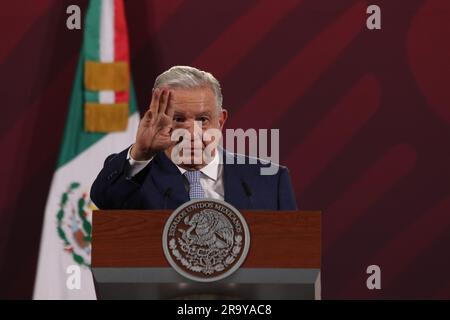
[91,210,321,300]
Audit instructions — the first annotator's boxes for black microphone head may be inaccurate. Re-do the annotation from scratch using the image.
[241,180,252,197]
[164,187,172,197]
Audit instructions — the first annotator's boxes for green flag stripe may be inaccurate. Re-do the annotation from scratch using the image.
[82,1,100,104]
[84,0,101,61]
[84,90,99,103]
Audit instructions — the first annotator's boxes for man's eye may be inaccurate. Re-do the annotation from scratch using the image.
[173,116,185,122]
[198,117,209,123]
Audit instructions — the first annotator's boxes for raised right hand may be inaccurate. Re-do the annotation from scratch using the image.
[130,88,175,160]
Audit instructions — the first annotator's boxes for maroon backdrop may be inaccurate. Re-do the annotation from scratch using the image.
[0,0,449,299]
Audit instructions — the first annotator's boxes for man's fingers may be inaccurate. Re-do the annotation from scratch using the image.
[150,88,161,114]
[159,89,170,116]
[165,90,174,118]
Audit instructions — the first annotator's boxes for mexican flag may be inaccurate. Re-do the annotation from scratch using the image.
[33,0,139,299]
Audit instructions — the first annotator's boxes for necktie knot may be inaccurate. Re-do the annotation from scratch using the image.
[184,170,204,200]
[184,170,201,184]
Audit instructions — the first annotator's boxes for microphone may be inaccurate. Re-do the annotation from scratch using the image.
[241,180,253,209]
[163,187,172,209]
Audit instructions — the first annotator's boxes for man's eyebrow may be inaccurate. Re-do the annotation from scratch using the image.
[195,111,212,116]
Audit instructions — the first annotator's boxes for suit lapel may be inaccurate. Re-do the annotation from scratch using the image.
[222,149,250,209]
[145,151,189,208]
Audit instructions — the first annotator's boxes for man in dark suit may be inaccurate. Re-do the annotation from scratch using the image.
[90,66,297,211]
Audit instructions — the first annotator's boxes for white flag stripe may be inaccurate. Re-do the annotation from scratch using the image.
[99,90,116,104]
[100,0,114,62]
[99,0,115,104]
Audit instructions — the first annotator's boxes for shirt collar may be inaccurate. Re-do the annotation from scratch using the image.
[175,149,220,181]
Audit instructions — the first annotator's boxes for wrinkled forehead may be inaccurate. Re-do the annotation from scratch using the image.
[169,87,217,114]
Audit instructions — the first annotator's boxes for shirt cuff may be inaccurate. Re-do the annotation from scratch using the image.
[127,146,153,177]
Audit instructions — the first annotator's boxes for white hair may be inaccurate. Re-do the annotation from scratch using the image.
[153,65,223,110]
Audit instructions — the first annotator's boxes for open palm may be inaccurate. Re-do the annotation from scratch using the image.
[131,88,175,160]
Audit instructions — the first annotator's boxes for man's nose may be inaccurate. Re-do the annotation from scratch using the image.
[185,120,203,138]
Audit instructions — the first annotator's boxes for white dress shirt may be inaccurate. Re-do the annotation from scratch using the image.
[126,147,224,200]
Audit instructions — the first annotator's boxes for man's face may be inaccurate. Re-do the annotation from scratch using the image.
[165,86,227,169]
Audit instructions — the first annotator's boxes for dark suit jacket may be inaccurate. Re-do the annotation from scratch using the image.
[90,147,297,210]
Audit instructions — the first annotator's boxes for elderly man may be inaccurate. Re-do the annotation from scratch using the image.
[90,66,297,210]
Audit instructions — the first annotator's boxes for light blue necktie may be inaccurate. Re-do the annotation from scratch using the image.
[184,170,205,200]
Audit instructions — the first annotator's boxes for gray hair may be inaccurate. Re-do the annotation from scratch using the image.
[153,65,223,110]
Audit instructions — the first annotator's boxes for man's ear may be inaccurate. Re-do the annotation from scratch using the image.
[219,108,228,130]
